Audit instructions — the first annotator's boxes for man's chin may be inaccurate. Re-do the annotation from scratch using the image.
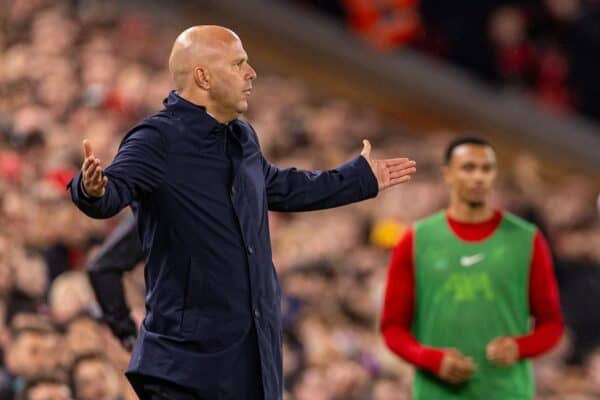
[237,101,249,114]
[466,200,486,208]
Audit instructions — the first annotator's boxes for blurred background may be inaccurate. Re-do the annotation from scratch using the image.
[0,0,599,399]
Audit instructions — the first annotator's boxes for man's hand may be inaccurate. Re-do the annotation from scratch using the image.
[438,348,477,384]
[81,139,108,197]
[487,337,519,367]
[360,139,416,191]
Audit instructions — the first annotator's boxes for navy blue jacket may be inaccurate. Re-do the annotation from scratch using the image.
[69,91,378,399]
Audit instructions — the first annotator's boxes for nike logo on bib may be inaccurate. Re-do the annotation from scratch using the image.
[460,253,485,267]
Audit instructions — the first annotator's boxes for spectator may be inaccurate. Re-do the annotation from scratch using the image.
[4,325,61,398]
[0,1,598,398]
[21,374,72,400]
[70,353,122,400]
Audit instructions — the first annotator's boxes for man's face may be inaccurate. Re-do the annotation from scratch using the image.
[443,144,497,207]
[74,359,119,400]
[28,383,71,400]
[67,318,103,357]
[207,39,256,117]
[8,332,59,378]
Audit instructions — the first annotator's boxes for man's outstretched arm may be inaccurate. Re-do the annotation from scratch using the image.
[69,126,169,218]
[262,139,416,212]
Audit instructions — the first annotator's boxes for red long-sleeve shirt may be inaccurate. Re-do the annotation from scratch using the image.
[381,210,564,374]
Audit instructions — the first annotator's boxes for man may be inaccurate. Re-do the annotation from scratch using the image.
[69,25,416,399]
[21,375,72,400]
[4,325,62,397]
[70,353,122,400]
[381,137,563,399]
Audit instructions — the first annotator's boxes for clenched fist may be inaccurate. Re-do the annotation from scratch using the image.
[487,337,519,367]
[81,139,108,198]
[438,348,477,384]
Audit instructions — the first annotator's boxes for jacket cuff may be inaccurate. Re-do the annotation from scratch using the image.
[68,170,100,205]
[354,155,379,198]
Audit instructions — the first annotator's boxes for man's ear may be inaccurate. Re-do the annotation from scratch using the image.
[193,66,210,90]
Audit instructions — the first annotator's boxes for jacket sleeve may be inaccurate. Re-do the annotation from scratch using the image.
[69,126,169,218]
[261,154,379,212]
[87,213,144,345]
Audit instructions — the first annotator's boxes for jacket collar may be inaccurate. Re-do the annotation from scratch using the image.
[163,90,240,132]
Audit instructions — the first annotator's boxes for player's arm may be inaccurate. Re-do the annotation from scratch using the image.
[87,213,144,351]
[487,231,564,365]
[381,229,475,383]
[69,126,169,218]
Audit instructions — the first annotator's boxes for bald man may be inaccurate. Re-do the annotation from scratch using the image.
[69,26,416,399]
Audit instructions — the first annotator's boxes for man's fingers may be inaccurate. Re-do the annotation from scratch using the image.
[390,175,412,184]
[386,163,416,172]
[84,164,96,182]
[92,166,103,183]
[82,157,94,172]
[85,162,100,181]
[83,139,93,158]
[361,139,372,159]
[447,369,470,384]
[389,167,417,179]
[382,157,409,165]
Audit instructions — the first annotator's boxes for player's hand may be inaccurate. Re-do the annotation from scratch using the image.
[438,348,477,384]
[487,337,519,367]
[81,139,108,197]
[360,139,416,191]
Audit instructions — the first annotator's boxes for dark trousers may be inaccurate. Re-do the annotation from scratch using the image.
[128,327,264,400]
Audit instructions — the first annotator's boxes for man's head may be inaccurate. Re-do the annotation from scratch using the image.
[65,313,103,357]
[168,25,257,122]
[5,325,60,379]
[21,374,72,400]
[70,353,120,400]
[443,137,497,208]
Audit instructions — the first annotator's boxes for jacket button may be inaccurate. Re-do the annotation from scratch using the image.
[247,245,254,255]
[254,308,260,318]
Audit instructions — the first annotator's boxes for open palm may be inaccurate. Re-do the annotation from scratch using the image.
[360,139,416,191]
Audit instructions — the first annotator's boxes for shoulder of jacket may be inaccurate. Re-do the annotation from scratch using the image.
[236,119,260,147]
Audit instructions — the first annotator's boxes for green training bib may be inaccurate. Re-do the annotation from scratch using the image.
[412,211,535,400]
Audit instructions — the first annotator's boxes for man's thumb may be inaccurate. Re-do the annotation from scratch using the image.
[361,139,371,159]
[83,139,93,158]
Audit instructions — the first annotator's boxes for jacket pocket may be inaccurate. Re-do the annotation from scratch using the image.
[180,256,205,334]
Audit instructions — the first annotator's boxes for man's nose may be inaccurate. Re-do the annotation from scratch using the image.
[473,170,486,182]
[247,64,257,80]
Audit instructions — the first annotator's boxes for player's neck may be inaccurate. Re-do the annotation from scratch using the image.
[447,201,495,224]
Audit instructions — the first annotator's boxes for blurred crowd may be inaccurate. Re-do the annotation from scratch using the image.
[1,0,599,399]
[295,0,600,121]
